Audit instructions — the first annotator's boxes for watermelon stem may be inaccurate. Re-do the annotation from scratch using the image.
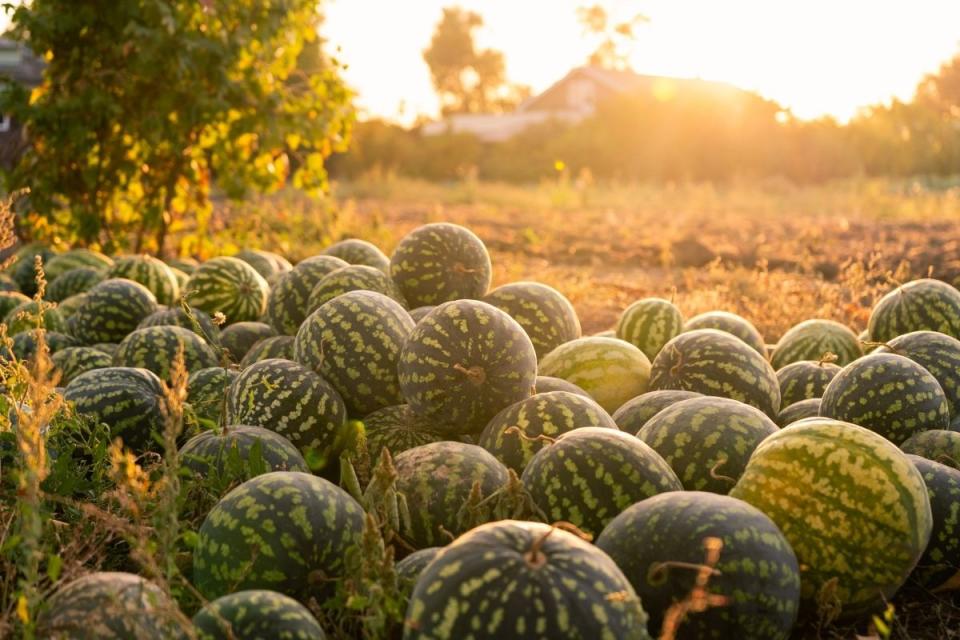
[452,363,486,386]
[503,426,556,446]
[709,458,737,486]
[817,351,839,366]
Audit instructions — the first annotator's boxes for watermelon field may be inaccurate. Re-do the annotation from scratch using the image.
[3,177,960,639]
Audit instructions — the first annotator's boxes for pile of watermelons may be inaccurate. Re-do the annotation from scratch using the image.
[3,222,960,639]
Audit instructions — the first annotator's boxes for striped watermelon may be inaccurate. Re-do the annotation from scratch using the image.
[539,336,651,414]
[63,367,166,453]
[220,321,277,362]
[192,590,326,640]
[398,300,537,435]
[534,375,591,397]
[167,257,199,274]
[0,274,16,292]
[396,547,441,598]
[9,330,78,361]
[905,455,960,591]
[408,306,435,323]
[649,329,781,419]
[776,360,841,407]
[478,391,617,473]
[137,305,220,342]
[42,248,112,281]
[106,255,180,306]
[770,319,862,370]
[186,367,238,425]
[521,427,682,537]
[483,281,582,360]
[395,441,509,549]
[0,291,29,320]
[52,346,113,385]
[234,249,293,281]
[55,293,87,319]
[46,266,105,303]
[307,264,407,313]
[615,297,683,361]
[597,492,800,639]
[193,471,364,601]
[776,397,821,427]
[869,278,960,343]
[225,358,347,464]
[66,278,159,345]
[404,520,650,640]
[729,418,932,618]
[611,389,702,433]
[10,245,55,295]
[820,353,950,445]
[636,396,779,494]
[876,331,960,420]
[323,238,390,272]
[295,290,414,416]
[3,300,66,335]
[179,424,308,479]
[901,430,960,470]
[389,223,492,307]
[114,326,219,381]
[186,257,269,325]
[360,404,448,462]
[683,310,766,355]
[265,255,349,335]
[239,336,295,368]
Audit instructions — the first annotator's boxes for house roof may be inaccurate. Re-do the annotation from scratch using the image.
[0,38,44,87]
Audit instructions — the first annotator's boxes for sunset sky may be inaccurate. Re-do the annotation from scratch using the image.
[325,0,960,124]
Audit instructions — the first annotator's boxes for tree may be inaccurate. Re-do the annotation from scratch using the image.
[423,7,529,115]
[577,4,648,70]
[0,0,353,255]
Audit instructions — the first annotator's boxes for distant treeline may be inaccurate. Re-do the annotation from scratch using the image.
[330,56,960,184]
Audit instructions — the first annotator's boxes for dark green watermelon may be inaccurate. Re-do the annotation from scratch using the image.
[225,358,347,464]
[9,330,78,361]
[265,255,349,335]
[776,397,821,427]
[649,329,781,419]
[395,441,509,549]
[869,278,960,343]
[636,396,779,494]
[404,519,650,640]
[901,430,960,470]
[0,274,17,292]
[820,353,950,445]
[193,471,364,602]
[396,547,441,599]
[294,290,414,416]
[187,367,239,425]
[776,360,841,408]
[240,336,295,368]
[683,310,766,355]
[179,424,309,480]
[534,375,591,397]
[0,291,29,320]
[46,266,105,303]
[106,255,180,306]
[408,306,435,323]
[186,256,270,325]
[137,305,220,342]
[905,455,960,591]
[12,245,55,295]
[389,223,492,307]
[521,427,682,537]
[234,248,294,281]
[398,299,537,435]
[360,404,447,462]
[55,293,87,319]
[192,589,326,640]
[167,257,199,274]
[66,278,159,345]
[3,300,66,335]
[611,390,703,433]
[42,248,112,281]
[322,238,390,272]
[876,331,960,420]
[220,321,277,363]
[596,492,800,640]
[52,346,114,385]
[615,297,684,361]
[113,326,219,381]
[483,281,581,360]
[770,319,862,370]
[478,391,617,473]
[307,264,407,313]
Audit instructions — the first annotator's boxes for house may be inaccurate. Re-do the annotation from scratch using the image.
[422,65,738,142]
[0,38,44,169]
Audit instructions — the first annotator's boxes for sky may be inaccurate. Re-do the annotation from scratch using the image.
[324,0,960,124]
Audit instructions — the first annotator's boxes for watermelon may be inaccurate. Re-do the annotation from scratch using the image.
[820,353,950,445]
[478,391,617,473]
[683,310,766,355]
[307,264,407,313]
[234,248,293,281]
[46,266,106,302]
[187,367,238,425]
[10,245,55,295]
[113,326,219,381]
[398,300,537,435]
[265,255,349,335]
[10,330,78,361]
[615,297,684,361]
[389,222,492,307]
[192,590,326,640]
[539,336,651,414]
[770,319,862,370]
[0,274,18,292]
[167,257,199,274]
[186,257,269,325]
[37,572,187,639]
[905,455,960,591]
[522,427,682,537]
[396,547,441,597]
[138,305,220,342]
[220,321,277,362]
[636,396,779,494]
[611,390,702,434]
[408,306,435,323]
[776,360,841,407]
[876,331,960,420]
[483,281,581,360]
[649,329,781,419]
[596,492,800,640]
[901,430,960,470]
[295,290,414,416]
[0,291,29,320]
[170,267,190,291]
[192,471,365,601]
[360,404,447,462]
[404,519,650,640]
[42,248,112,281]
[106,255,180,306]
[63,367,166,453]
[179,424,309,479]
[869,278,960,343]
[534,375,590,397]
[323,238,390,272]
[225,358,347,463]
[395,441,509,548]
[66,278,159,345]
[3,300,65,335]
[56,293,88,319]
[776,397,821,427]
[729,418,932,618]
[91,343,119,356]
[52,346,114,385]
[240,335,295,368]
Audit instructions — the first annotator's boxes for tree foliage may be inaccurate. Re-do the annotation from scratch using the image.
[576,4,649,70]
[0,0,353,255]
